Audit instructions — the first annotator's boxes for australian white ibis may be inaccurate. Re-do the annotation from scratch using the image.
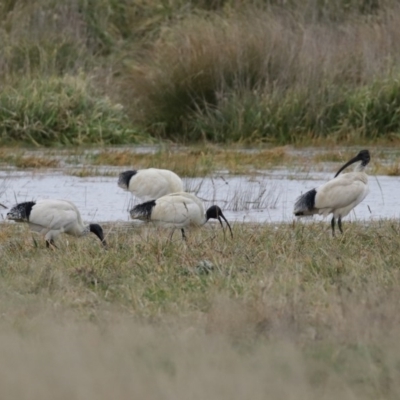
[6,199,107,248]
[118,168,184,201]
[129,192,233,239]
[294,149,370,236]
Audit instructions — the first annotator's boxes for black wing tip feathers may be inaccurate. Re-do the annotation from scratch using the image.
[293,188,317,216]
[130,199,156,220]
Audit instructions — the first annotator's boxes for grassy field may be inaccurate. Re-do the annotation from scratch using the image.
[2,1,400,145]
[2,1,400,396]
[1,219,400,398]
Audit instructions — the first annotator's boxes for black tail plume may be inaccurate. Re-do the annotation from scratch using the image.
[293,189,317,216]
[130,200,156,221]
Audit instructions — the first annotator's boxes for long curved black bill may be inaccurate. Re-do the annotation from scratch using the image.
[0,203,7,209]
[334,155,361,178]
[97,233,108,248]
[218,213,233,238]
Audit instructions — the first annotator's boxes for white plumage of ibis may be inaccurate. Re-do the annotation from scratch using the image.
[118,168,184,201]
[129,192,233,240]
[293,149,370,236]
[6,199,107,248]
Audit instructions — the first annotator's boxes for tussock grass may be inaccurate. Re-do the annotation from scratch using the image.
[0,76,145,146]
[2,2,400,145]
[124,5,400,143]
[1,220,400,398]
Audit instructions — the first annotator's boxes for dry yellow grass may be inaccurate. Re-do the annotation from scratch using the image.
[0,219,400,399]
[89,146,291,176]
[312,150,357,163]
[374,162,400,176]
[13,155,59,169]
[1,146,399,177]
[83,146,400,178]
[0,149,60,169]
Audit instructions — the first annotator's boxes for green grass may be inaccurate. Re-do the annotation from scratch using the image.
[2,2,400,145]
[0,76,148,146]
[185,79,400,144]
[1,220,400,398]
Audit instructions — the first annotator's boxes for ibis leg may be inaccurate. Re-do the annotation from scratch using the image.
[338,217,343,234]
[181,229,187,241]
[46,239,58,249]
[331,217,336,237]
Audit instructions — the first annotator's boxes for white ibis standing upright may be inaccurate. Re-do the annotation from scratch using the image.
[129,192,233,240]
[6,199,107,248]
[293,150,370,236]
[118,168,184,201]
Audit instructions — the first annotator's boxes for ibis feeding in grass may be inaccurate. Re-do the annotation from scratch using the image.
[118,168,184,201]
[293,149,370,236]
[6,199,107,248]
[129,192,233,240]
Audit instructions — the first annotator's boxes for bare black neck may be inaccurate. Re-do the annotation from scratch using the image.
[89,224,107,247]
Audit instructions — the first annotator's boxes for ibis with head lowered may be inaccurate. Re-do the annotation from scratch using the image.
[118,168,184,201]
[130,192,233,240]
[7,199,107,248]
[293,150,371,236]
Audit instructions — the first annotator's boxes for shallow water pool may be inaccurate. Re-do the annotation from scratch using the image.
[0,169,397,225]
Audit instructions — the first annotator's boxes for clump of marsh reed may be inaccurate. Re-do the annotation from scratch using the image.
[2,1,400,145]
[0,76,145,146]
[123,4,400,143]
